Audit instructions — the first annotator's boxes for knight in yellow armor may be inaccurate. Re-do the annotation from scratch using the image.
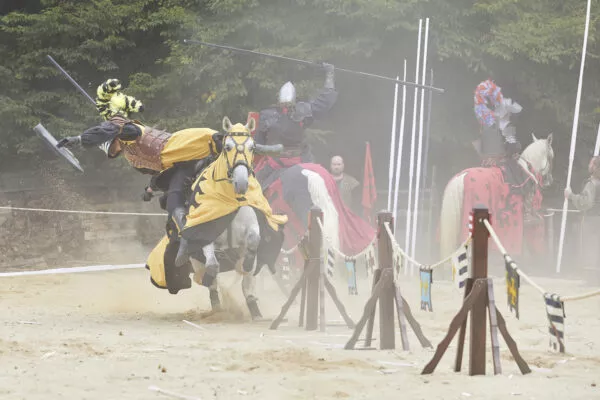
[57,78,224,266]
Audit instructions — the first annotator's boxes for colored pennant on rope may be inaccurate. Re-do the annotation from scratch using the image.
[544,293,565,353]
[326,247,335,278]
[393,247,403,275]
[346,260,358,295]
[451,244,469,291]
[420,267,433,312]
[505,256,520,319]
[365,244,377,277]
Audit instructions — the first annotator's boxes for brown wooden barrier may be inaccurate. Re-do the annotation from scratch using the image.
[345,211,431,350]
[270,207,354,331]
[421,207,531,376]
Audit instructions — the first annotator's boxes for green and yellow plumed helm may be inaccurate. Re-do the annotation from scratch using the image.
[95,78,144,120]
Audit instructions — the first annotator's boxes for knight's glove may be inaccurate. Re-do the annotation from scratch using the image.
[142,186,154,202]
[322,62,335,89]
[505,136,521,156]
[56,136,82,149]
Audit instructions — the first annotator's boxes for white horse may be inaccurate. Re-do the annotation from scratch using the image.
[180,116,286,320]
[439,133,554,259]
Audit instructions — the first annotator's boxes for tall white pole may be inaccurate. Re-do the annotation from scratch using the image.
[393,60,408,230]
[594,123,600,157]
[387,77,400,211]
[410,17,430,272]
[556,0,592,274]
[404,19,423,258]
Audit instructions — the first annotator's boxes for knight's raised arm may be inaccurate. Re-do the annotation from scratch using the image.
[309,63,338,120]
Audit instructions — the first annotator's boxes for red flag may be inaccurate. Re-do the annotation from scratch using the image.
[362,141,377,223]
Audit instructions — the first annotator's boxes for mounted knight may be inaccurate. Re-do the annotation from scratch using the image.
[56,78,225,266]
[254,62,337,190]
[147,117,288,318]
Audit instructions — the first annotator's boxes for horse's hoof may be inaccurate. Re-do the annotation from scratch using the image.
[246,297,263,320]
[209,289,221,311]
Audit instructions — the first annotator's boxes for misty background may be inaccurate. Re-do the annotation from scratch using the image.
[1,0,598,270]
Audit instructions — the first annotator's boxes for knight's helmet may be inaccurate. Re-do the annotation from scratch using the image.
[95,78,144,120]
[278,81,296,105]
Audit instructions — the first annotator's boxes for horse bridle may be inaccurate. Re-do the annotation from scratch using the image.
[223,133,255,179]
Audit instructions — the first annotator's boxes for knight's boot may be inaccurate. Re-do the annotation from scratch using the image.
[172,207,189,267]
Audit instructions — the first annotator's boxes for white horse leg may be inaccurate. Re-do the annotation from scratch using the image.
[234,206,263,320]
[439,172,466,260]
[190,256,221,311]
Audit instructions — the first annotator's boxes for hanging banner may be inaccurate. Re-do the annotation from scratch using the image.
[346,260,358,295]
[451,244,469,291]
[544,293,566,353]
[365,244,377,277]
[326,247,336,278]
[420,267,433,312]
[505,257,520,319]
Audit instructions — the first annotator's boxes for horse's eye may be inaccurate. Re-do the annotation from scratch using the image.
[246,139,255,150]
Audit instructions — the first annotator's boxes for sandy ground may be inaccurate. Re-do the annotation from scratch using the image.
[0,267,599,400]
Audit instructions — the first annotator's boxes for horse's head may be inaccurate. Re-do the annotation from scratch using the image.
[521,132,554,187]
[220,116,256,195]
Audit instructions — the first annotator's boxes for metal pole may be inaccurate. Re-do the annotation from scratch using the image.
[393,60,408,232]
[422,69,434,190]
[182,39,445,93]
[594,123,600,156]
[556,0,592,274]
[387,77,400,210]
[404,19,423,261]
[46,55,96,105]
[410,17,430,270]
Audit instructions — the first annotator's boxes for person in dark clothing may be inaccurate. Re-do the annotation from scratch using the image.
[57,78,223,263]
[254,63,338,190]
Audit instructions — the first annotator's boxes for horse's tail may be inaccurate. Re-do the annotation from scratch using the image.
[439,172,466,259]
[302,169,340,255]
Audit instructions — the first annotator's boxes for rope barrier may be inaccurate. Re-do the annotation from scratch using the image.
[315,218,376,261]
[482,218,600,303]
[383,222,470,271]
[0,205,167,217]
[0,264,145,277]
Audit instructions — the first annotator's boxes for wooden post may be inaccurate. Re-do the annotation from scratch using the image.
[378,211,395,350]
[469,207,490,375]
[422,207,530,376]
[363,268,381,348]
[305,207,322,331]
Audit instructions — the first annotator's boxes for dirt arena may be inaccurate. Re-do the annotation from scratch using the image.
[0,267,599,400]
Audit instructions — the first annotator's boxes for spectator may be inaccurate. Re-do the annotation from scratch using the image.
[330,155,360,212]
[565,156,600,271]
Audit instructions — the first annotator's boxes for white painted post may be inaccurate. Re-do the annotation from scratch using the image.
[393,60,408,232]
[404,19,423,264]
[387,77,400,211]
[556,0,592,274]
[410,17,430,273]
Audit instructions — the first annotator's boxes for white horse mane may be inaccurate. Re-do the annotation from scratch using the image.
[518,133,554,185]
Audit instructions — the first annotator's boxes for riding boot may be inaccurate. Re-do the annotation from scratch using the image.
[171,207,189,267]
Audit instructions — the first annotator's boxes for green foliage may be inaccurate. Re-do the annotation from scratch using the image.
[1,0,599,185]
